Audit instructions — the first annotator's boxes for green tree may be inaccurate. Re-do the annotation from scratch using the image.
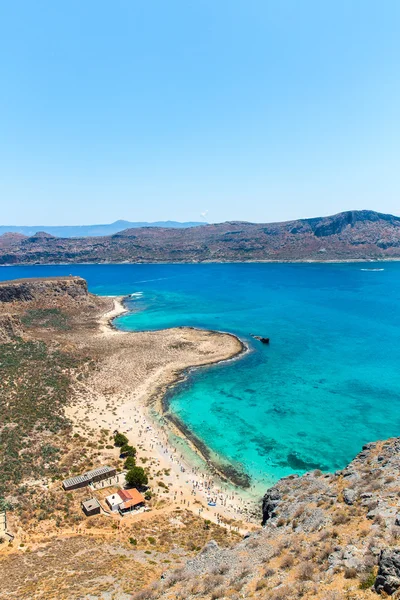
[125,467,148,488]
[124,456,136,470]
[120,444,136,457]
[114,432,128,447]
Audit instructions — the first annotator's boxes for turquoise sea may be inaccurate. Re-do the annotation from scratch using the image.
[2,263,400,489]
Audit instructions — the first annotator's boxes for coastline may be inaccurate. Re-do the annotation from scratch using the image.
[110,294,252,487]
[67,296,259,528]
[2,257,400,267]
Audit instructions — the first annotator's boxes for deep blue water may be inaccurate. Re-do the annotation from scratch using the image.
[2,263,400,488]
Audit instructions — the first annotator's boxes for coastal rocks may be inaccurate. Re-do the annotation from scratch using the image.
[149,436,400,600]
[375,548,400,595]
[262,488,281,524]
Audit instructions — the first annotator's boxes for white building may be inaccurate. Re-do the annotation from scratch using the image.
[105,492,123,512]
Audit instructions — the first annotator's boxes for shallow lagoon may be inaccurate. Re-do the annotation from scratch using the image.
[2,262,400,488]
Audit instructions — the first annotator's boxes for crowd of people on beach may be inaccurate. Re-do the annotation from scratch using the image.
[109,408,256,528]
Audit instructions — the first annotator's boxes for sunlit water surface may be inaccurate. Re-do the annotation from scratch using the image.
[2,262,400,488]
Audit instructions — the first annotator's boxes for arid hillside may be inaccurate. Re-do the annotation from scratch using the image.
[2,276,400,600]
[137,439,400,600]
[0,277,244,600]
[1,210,400,264]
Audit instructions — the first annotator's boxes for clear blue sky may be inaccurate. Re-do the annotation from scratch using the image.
[1,0,399,225]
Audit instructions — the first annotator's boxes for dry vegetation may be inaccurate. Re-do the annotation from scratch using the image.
[0,509,240,599]
[1,277,400,600]
[0,278,242,599]
[134,440,400,600]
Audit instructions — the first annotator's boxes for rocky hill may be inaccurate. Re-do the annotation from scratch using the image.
[139,438,400,599]
[1,276,400,599]
[1,210,400,264]
[0,220,206,238]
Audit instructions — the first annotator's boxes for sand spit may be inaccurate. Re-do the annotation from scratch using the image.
[67,297,259,529]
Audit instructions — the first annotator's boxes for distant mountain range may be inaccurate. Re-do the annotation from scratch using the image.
[1,210,400,264]
[0,220,205,238]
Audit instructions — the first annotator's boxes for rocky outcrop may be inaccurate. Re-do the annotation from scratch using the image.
[1,210,400,263]
[261,439,400,530]
[375,548,400,595]
[261,487,281,524]
[148,437,400,599]
[0,276,88,304]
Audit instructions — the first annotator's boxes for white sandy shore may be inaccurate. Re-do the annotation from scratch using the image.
[67,298,260,532]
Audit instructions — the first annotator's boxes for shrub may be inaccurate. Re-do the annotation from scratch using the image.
[125,466,148,488]
[114,432,128,447]
[256,579,267,590]
[120,444,136,457]
[124,456,136,469]
[0,339,80,499]
[21,308,70,331]
[202,574,224,593]
[332,511,350,525]
[297,562,315,581]
[280,554,295,569]
[359,570,376,589]
[344,567,357,579]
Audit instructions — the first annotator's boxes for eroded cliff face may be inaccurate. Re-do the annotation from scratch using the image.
[0,276,110,339]
[0,276,88,303]
[143,438,400,599]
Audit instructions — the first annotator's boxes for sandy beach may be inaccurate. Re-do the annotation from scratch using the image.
[66,297,259,531]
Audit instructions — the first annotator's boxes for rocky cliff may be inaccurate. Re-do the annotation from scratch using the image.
[142,438,400,599]
[1,210,400,264]
[0,276,88,303]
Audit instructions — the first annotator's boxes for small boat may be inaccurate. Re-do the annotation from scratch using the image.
[360,268,384,272]
[208,501,217,507]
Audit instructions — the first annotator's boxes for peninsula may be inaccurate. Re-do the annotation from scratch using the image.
[1,276,400,600]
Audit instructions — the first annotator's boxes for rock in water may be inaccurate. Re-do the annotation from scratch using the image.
[251,335,270,344]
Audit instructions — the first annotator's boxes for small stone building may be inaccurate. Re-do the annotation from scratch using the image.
[81,498,101,517]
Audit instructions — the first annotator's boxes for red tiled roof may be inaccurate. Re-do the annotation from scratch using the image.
[120,489,145,509]
[118,489,132,502]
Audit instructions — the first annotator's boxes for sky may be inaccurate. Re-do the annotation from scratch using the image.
[0,0,399,225]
